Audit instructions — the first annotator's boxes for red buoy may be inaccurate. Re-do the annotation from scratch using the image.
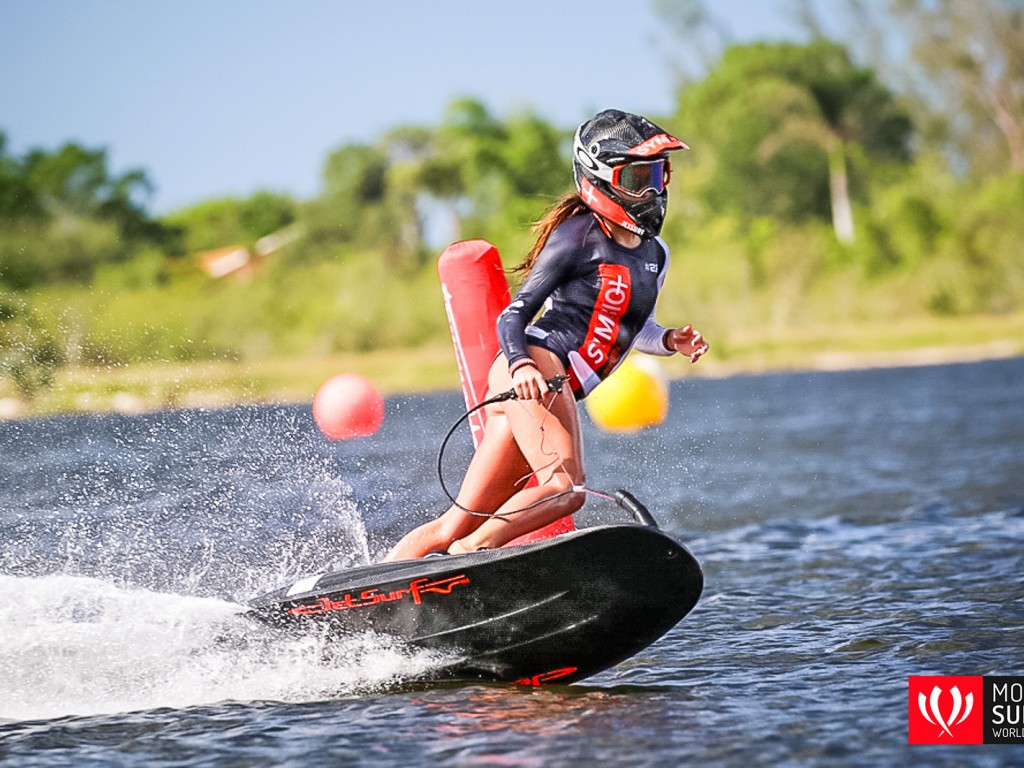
[438,240,511,444]
[313,373,384,440]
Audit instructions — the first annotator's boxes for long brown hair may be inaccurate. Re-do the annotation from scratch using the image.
[511,192,589,276]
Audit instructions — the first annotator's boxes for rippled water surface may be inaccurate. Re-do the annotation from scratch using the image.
[1,358,1022,766]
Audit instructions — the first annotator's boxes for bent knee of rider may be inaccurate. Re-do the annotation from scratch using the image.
[563,486,586,515]
[542,471,585,514]
[433,516,469,546]
[543,466,584,494]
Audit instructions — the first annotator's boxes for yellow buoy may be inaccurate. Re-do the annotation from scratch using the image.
[585,356,669,433]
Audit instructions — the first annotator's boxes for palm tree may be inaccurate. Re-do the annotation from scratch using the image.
[758,83,855,244]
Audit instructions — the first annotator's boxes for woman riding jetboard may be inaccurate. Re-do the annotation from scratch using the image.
[385,109,709,561]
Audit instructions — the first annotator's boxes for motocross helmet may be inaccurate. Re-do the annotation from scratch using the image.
[572,109,688,238]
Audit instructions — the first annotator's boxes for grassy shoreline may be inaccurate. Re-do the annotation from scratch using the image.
[2,311,1022,421]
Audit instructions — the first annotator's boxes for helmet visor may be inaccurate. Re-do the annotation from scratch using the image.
[611,159,671,198]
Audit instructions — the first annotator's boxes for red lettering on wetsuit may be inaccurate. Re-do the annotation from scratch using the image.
[579,264,631,370]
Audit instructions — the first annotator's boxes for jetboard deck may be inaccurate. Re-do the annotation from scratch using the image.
[247,522,702,685]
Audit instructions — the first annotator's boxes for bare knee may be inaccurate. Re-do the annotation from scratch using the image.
[551,483,586,517]
[548,470,585,509]
[564,487,586,515]
[431,506,487,546]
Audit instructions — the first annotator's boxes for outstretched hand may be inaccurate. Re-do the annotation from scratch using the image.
[666,325,710,363]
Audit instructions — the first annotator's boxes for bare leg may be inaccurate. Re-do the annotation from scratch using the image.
[449,347,585,553]
[383,403,531,561]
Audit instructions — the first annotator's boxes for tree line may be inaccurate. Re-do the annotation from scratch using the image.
[2,0,1022,398]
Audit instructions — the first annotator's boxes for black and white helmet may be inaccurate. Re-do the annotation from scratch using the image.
[572,109,688,238]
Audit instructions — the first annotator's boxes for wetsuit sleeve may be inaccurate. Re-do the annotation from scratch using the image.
[497,223,579,369]
[632,238,674,357]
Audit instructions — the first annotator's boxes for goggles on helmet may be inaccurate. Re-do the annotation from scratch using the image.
[609,159,671,198]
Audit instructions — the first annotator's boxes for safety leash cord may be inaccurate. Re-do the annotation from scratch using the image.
[436,375,615,521]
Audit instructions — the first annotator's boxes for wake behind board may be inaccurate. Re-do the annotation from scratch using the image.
[248,503,702,686]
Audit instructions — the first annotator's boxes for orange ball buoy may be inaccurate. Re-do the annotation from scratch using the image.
[312,373,384,440]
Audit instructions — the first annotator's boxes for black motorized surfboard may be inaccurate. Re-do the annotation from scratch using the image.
[247,492,702,686]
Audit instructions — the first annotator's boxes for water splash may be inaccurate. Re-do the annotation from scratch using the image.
[1,405,378,599]
[0,573,444,722]
[0,405,449,721]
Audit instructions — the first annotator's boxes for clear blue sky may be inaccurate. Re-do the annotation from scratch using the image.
[1,1,811,214]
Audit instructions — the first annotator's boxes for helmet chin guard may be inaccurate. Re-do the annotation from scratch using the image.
[572,110,688,238]
[576,176,645,236]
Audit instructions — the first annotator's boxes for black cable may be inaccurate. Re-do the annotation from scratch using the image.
[436,375,573,521]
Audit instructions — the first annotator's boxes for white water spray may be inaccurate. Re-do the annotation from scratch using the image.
[0,573,443,722]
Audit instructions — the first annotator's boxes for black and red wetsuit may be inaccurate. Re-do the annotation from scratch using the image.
[497,213,674,398]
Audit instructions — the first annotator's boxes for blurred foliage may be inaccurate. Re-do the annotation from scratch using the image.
[2,5,1023,399]
[670,39,912,243]
[0,132,177,291]
[164,191,296,254]
[0,290,62,397]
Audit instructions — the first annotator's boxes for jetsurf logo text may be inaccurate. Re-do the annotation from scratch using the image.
[287,574,471,616]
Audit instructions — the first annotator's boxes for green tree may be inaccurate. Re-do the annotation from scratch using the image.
[240,191,297,240]
[422,99,569,248]
[166,191,296,254]
[294,100,568,268]
[21,142,165,242]
[318,140,423,266]
[0,133,43,220]
[498,113,569,198]
[322,143,389,206]
[673,40,912,239]
[0,139,174,288]
[165,198,251,254]
[415,98,507,244]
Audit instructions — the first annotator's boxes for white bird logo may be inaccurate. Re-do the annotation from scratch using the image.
[918,685,974,738]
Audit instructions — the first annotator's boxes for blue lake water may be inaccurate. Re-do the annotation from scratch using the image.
[1,357,1022,766]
